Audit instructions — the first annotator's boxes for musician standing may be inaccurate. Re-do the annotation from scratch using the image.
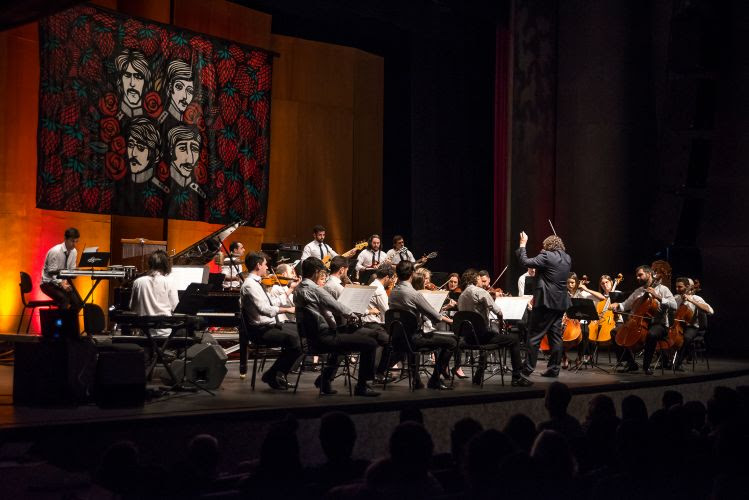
[385,235,415,265]
[610,265,677,375]
[301,225,338,261]
[515,232,572,377]
[240,252,301,390]
[129,250,178,337]
[40,227,83,311]
[355,234,385,271]
[672,277,713,371]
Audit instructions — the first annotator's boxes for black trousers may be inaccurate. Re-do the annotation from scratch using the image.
[315,329,379,383]
[361,322,404,374]
[674,326,699,368]
[409,332,457,382]
[470,328,523,377]
[525,305,565,373]
[252,323,302,375]
[615,323,668,370]
[40,281,83,311]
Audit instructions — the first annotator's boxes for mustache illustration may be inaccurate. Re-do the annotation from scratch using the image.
[178,162,195,171]
[129,157,143,167]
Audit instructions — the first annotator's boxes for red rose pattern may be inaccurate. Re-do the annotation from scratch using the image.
[38,4,272,224]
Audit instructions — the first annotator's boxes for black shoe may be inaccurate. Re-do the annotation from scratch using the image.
[314,375,337,394]
[314,375,321,388]
[540,369,559,378]
[354,384,381,397]
[452,367,469,379]
[278,373,294,389]
[511,376,533,387]
[472,370,485,386]
[261,370,285,390]
[617,363,639,373]
[643,368,654,376]
[521,366,534,377]
[374,374,396,384]
[427,379,453,390]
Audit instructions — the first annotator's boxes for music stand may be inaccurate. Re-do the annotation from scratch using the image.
[564,298,607,373]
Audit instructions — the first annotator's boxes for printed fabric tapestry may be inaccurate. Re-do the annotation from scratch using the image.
[36,4,273,225]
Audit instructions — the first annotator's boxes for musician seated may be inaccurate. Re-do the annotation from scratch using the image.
[130,250,179,337]
[673,277,714,371]
[293,257,381,397]
[240,252,301,390]
[221,241,246,288]
[266,263,299,322]
[388,261,456,390]
[610,265,677,375]
[40,227,83,311]
[457,269,532,387]
[360,264,403,383]
[324,256,352,298]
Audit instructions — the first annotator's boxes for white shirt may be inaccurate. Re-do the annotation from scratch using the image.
[675,294,713,328]
[362,278,389,324]
[221,257,244,287]
[268,283,294,322]
[130,271,178,337]
[385,248,415,265]
[42,243,77,285]
[323,275,344,299]
[301,240,337,261]
[518,272,531,296]
[240,274,279,327]
[356,248,384,271]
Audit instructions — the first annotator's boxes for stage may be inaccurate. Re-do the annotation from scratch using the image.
[0,346,748,472]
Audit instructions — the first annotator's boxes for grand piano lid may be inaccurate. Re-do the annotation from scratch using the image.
[171,219,246,266]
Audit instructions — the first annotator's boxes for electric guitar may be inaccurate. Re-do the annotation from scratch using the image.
[323,241,368,267]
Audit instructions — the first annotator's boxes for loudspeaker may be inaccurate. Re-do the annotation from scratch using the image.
[40,308,80,340]
[13,339,97,406]
[94,344,146,408]
[164,344,228,390]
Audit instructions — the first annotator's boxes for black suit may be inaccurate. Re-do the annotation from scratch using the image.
[516,246,572,374]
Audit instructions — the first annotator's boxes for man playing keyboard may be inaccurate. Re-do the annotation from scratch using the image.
[130,250,179,337]
[40,227,84,311]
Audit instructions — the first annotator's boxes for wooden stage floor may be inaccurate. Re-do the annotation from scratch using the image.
[1,353,748,431]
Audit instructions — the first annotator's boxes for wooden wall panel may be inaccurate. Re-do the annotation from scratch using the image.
[0,0,382,331]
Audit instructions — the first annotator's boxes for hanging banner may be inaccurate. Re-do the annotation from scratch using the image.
[36,3,273,225]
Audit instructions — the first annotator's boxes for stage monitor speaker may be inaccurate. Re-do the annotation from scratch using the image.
[94,344,146,408]
[13,339,96,406]
[165,343,228,390]
[41,308,80,340]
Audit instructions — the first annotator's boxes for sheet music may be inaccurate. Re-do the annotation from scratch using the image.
[338,285,376,315]
[494,296,532,321]
[419,290,449,313]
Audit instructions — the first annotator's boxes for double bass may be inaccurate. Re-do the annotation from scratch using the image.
[588,273,623,343]
[668,279,701,349]
[614,277,663,350]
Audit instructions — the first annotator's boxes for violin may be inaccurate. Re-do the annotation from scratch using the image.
[260,275,299,287]
[615,276,663,350]
[668,279,701,349]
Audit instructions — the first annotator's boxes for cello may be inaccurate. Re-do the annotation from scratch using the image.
[668,279,700,349]
[540,275,587,351]
[588,273,623,343]
[614,276,663,350]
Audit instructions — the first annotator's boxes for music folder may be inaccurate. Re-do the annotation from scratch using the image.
[566,298,599,322]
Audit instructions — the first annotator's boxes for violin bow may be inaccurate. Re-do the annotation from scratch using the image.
[490,265,508,289]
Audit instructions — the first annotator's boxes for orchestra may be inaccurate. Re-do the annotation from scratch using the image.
[36,221,716,396]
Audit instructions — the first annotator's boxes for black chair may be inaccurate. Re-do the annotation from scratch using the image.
[83,303,106,336]
[293,307,354,396]
[17,272,56,333]
[237,305,278,390]
[452,311,505,387]
[384,309,442,391]
[689,311,710,371]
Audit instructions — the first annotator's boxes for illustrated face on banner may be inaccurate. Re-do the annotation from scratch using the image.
[127,136,150,173]
[170,79,194,113]
[122,63,145,106]
[172,137,200,178]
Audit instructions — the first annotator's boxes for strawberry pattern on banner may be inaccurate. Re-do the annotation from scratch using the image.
[36,4,273,226]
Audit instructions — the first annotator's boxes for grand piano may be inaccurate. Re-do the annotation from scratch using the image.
[113,220,246,329]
